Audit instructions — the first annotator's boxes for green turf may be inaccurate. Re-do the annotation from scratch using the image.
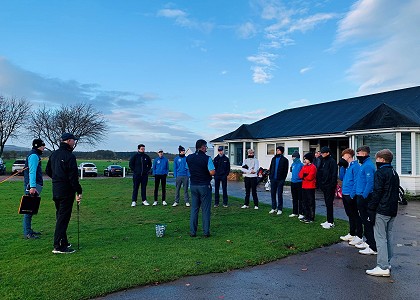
[0,178,347,300]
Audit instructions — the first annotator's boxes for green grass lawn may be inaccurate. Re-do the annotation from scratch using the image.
[0,178,347,300]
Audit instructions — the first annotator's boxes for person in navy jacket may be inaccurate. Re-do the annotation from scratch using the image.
[268,146,289,215]
[213,146,231,207]
[152,149,169,206]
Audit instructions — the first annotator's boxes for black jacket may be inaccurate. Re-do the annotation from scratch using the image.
[368,165,400,217]
[46,142,82,198]
[213,154,230,177]
[129,152,152,176]
[269,155,289,181]
[318,155,337,190]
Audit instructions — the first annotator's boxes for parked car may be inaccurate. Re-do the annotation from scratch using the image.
[79,162,98,177]
[104,165,123,177]
[0,158,6,175]
[12,159,26,175]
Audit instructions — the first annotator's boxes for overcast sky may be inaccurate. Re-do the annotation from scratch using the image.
[1,0,419,153]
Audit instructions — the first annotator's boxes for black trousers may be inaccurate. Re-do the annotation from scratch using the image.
[302,188,315,221]
[132,174,148,202]
[342,194,363,238]
[244,177,258,206]
[290,182,303,215]
[53,195,75,250]
[154,174,167,202]
[357,195,377,251]
[322,186,335,224]
[214,176,228,205]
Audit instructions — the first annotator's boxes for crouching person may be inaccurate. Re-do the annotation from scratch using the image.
[366,149,400,277]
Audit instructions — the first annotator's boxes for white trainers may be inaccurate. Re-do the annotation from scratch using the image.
[340,233,354,241]
[349,236,363,246]
[162,201,168,206]
[241,205,249,209]
[321,222,335,229]
[131,201,136,207]
[289,214,298,217]
[186,202,190,207]
[254,206,259,210]
[359,246,377,255]
[320,221,328,226]
[152,201,158,206]
[277,210,283,215]
[172,202,178,207]
[142,200,150,206]
[269,209,277,214]
[366,266,390,277]
[298,214,305,220]
[355,241,369,249]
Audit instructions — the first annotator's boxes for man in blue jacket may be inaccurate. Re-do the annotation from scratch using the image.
[354,145,377,255]
[213,146,230,207]
[268,146,289,215]
[173,145,190,207]
[23,138,46,239]
[152,149,169,206]
[129,144,152,207]
[289,151,303,218]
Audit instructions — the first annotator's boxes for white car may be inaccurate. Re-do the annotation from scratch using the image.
[12,159,26,175]
[79,162,98,177]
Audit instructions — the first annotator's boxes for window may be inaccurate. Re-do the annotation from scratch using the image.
[401,133,412,174]
[229,142,244,166]
[267,144,275,155]
[354,133,396,168]
[288,147,299,155]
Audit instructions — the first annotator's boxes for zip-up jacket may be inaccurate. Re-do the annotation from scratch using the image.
[186,151,214,185]
[45,142,82,197]
[269,155,289,181]
[368,164,400,217]
[318,154,337,190]
[355,156,375,199]
[299,164,317,189]
[129,152,152,176]
[290,158,303,183]
[24,148,43,188]
[152,156,169,175]
[174,155,189,177]
[340,160,360,198]
[213,154,230,177]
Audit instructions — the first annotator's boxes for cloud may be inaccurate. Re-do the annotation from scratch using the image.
[209,109,267,131]
[237,22,258,39]
[300,66,312,74]
[157,7,214,33]
[247,1,339,84]
[335,0,420,94]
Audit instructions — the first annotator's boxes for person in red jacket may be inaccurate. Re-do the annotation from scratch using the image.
[299,152,317,223]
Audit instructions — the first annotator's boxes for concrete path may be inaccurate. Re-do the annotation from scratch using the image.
[97,180,420,300]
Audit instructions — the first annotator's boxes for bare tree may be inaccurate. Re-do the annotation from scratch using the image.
[30,103,108,150]
[0,96,30,157]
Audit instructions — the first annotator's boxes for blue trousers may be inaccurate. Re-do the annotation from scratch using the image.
[190,184,212,236]
[270,179,285,210]
[23,184,43,236]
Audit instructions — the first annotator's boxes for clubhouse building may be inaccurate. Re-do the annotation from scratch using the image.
[211,86,420,195]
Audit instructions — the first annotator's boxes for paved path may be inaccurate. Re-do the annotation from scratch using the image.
[98,180,420,300]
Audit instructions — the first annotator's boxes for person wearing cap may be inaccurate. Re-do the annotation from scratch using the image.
[186,139,215,237]
[129,144,152,207]
[22,138,46,239]
[172,145,190,207]
[152,149,169,206]
[289,151,304,218]
[318,146,338,229]
[298,152,317,223]
[45,133,82,254]
[268,146,289,215]
[241,148,259,209]
[354,145,377,255]
[213,146,231,207]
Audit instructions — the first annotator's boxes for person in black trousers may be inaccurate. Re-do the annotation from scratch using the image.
[129,144,152,207]
[213,146,231,207]
[45,133,82,254]
[318,146,337,229]
[268,146,289,215]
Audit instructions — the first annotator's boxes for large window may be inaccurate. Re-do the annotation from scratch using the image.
[354,133,396,168]
[401,132,412,174]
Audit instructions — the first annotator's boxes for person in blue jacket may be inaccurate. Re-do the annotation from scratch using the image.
[152,149,169,206]
[289,151,304,218]
[338,148,363,245]
[354,145,377,255]
[22,138,46,239]
[172,145,190,207]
